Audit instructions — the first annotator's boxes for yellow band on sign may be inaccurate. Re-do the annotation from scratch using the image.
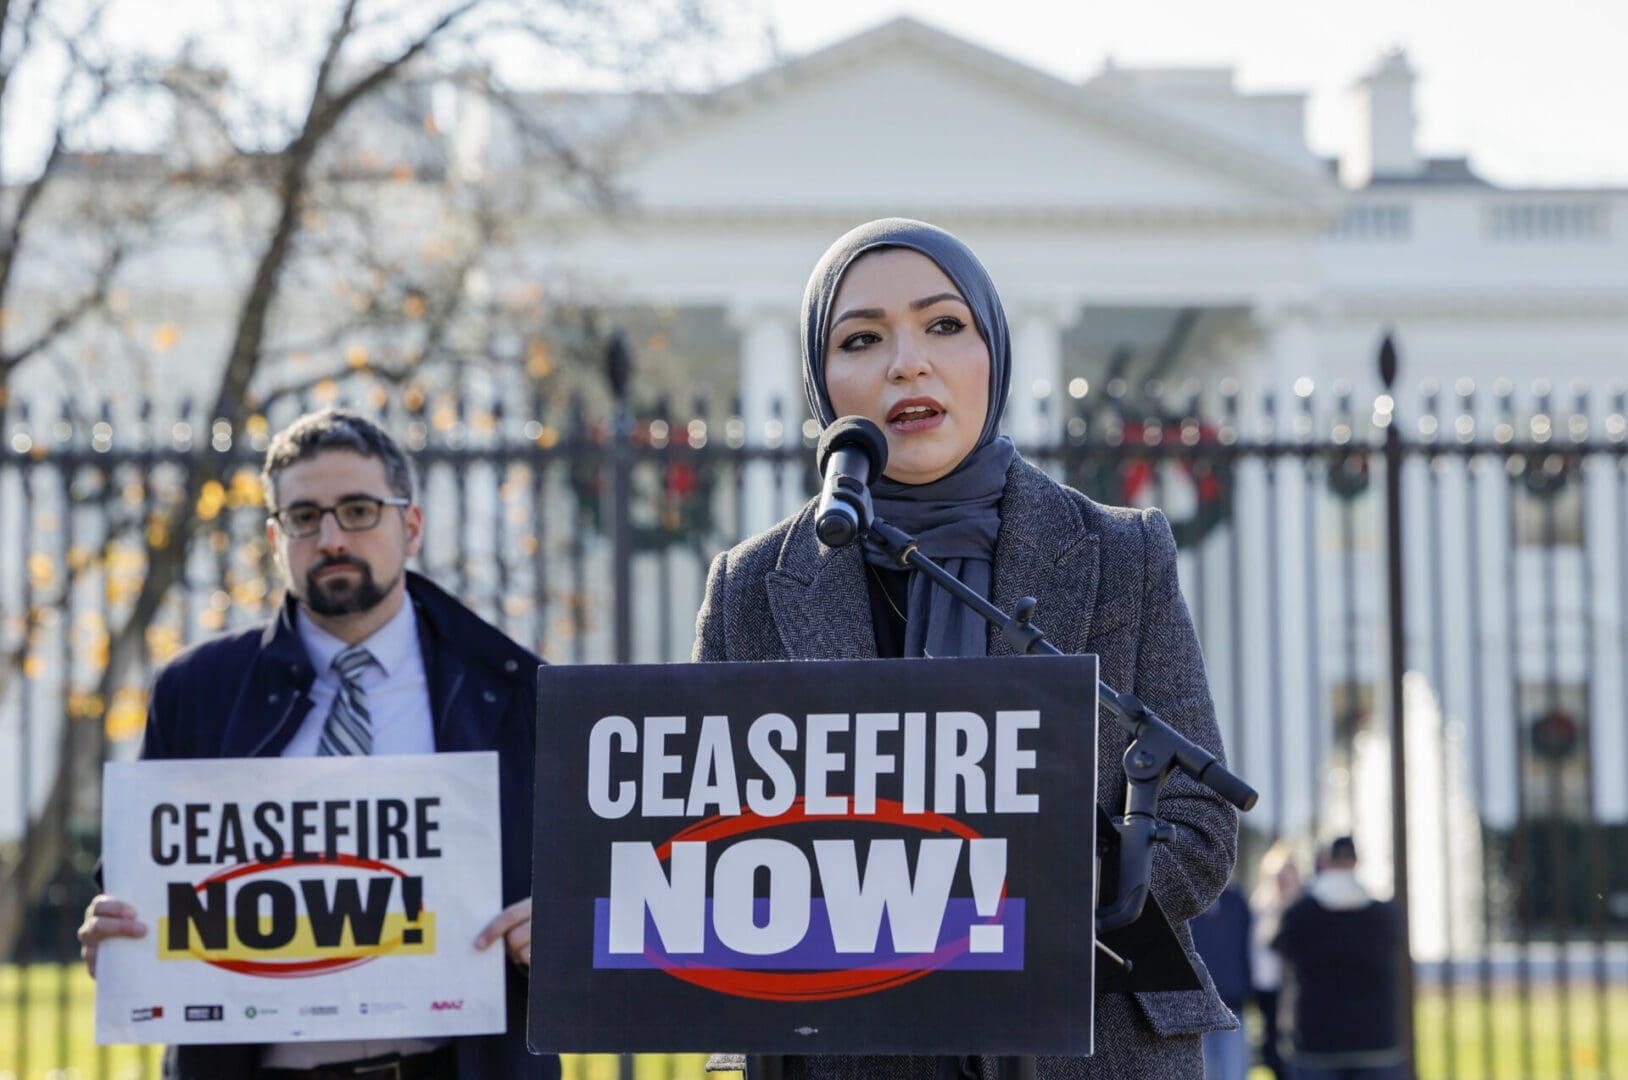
[156,912,437,961]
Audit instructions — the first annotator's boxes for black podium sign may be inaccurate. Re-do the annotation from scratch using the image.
[529,655,1098,1056]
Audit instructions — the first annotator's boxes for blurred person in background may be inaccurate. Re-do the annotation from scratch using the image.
[1272,836,1404,1080]
[1189,880,1252,1080]
[1250,839,1302,1079]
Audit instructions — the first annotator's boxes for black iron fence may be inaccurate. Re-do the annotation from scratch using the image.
[3,355,1628,1078]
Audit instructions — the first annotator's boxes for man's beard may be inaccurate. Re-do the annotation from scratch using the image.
[301,557,398,616]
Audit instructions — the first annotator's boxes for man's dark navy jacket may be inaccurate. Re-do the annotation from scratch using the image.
[138,571,558,1080]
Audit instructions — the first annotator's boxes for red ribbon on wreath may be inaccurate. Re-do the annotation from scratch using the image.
[1110,420,1233,548]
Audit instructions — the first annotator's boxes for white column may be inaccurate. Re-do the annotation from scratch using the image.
[1236,301,1321,834]
[1006,304,1069,449]
[1260,302,1318,398]
[732,305,802,537]
[1586,451,1627,821]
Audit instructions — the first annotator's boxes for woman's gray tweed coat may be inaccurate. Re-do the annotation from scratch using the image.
[692,457,1240,1080]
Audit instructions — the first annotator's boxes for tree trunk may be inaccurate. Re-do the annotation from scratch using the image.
[0,141,316,964]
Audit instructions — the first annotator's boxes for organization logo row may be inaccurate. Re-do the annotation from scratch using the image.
[131,1000,464,1022]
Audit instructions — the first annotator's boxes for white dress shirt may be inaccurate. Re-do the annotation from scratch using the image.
[262,597,446,1069]
[280,595,436,758]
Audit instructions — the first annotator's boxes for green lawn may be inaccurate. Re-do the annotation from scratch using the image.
[1236,986,1628,1080]
[1406,983,1628,1080]
[0,963,159,1080]
[4,963,1626,1079]
[0,964,710,1080]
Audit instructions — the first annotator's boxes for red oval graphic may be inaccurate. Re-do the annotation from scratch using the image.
[193,854,410,978]
[644,797,1007,1001]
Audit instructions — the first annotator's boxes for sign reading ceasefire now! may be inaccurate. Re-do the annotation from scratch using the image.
[95,753,506,1046]
[531,656,1099,1057]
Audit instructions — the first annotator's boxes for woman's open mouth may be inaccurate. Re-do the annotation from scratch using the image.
[887,398,945,433]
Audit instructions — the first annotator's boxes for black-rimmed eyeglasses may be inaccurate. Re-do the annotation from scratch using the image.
[270,496,410,538]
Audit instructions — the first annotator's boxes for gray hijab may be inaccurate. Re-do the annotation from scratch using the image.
[800,218,1017,658]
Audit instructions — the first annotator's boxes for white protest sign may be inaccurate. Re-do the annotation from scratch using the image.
[95,752,505,1045]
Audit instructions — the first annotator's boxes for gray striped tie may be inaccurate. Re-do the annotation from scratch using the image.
[317,645,376,756]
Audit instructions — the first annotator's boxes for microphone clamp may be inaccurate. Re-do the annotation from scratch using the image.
[815,479,872,548]
[814,417,889,548]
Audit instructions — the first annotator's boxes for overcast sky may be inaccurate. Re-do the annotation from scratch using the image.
[765,0,1628,189]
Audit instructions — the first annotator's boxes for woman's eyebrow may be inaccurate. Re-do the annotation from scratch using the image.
[831,306,884,328]
[832,293,968,328]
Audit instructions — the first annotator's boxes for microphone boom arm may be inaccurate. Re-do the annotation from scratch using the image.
[863,517,1259,934]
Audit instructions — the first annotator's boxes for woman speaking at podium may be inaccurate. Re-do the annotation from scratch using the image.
[693,218,1238,1079]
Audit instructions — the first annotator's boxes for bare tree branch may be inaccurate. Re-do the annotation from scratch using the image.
[0,1,48,97]
[0,1,127,401]
[1,238,126,368]
[312,0,481,143]
[310,0,363,116]
[0,135,63,299]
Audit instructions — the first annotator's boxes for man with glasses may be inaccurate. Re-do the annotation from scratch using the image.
[78,409,557,1080]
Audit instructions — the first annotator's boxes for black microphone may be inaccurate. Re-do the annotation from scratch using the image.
[814,416,888,548]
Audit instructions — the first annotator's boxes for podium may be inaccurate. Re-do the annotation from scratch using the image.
[530,655,1126,1057]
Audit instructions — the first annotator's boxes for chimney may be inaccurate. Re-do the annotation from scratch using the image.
[1343,48,1420,187]
[162,61,232,174]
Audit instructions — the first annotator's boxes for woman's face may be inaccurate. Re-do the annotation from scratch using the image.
[824,248,991,486]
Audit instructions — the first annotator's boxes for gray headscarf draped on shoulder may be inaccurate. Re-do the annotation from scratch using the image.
[799,217,1019,658]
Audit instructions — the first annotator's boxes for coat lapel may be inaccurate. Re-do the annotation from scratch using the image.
[426,656,502,754]
[222,602,316,758]
[409,583,504,754]
[988,460,1099,657]
[764,515,877,661]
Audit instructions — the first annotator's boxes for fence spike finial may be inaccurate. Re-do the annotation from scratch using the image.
[1378,331,1399,389]
[605,329,632,404]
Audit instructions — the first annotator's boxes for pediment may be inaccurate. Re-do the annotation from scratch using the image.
[615,18,1333,219]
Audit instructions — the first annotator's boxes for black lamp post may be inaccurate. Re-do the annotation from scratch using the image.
[606,329,634,664]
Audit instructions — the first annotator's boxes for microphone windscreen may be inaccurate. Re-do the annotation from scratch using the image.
[816,416,889,478]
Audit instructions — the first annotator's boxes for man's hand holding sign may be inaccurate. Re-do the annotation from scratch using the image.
[477,898,536,970]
